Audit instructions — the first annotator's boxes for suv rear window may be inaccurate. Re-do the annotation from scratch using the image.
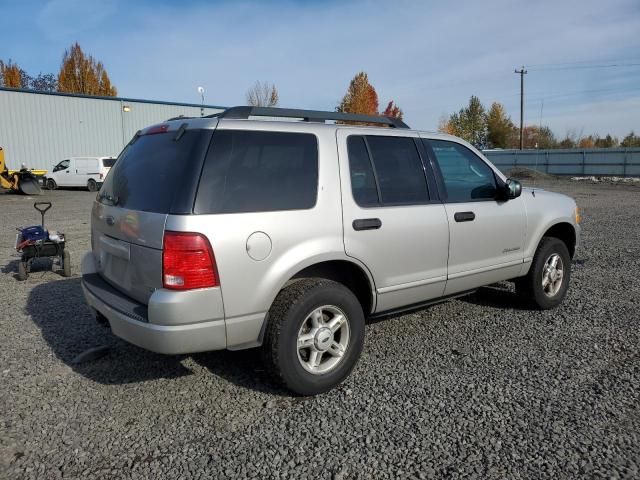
[99,130,208,213]
[195,130,318,214]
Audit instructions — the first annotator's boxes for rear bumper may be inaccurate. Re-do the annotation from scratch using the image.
[81,253,227,354]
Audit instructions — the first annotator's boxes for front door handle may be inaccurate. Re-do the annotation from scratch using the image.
[454,211,475,222]
[353,218,382,231]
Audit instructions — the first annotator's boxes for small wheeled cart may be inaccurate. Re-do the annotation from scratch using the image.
[15,202,70,281]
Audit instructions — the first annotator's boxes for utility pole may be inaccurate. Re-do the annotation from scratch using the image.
[514,66,527,150]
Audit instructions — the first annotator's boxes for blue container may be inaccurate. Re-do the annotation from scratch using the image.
[20,225,48,242]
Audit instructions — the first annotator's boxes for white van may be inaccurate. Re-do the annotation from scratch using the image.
[46,157,116,191]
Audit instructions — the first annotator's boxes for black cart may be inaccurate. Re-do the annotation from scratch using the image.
[16,202,70,280]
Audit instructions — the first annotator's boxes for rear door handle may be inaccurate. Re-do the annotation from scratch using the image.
[353,218,382,231]
[454,211,475,222]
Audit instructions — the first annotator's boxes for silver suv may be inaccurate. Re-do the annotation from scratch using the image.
[81,106,581,395]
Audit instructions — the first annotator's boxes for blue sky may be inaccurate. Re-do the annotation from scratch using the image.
[1,0,639,138]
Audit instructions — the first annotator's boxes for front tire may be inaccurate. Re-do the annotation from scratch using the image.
[516,237,571,309]
[262,278,365,396]
[87,179,98,192]
[46,178,56,190]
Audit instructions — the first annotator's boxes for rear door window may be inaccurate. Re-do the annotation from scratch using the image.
[347,135,429,207]
[99,129,209,213]
[195,130,318,214]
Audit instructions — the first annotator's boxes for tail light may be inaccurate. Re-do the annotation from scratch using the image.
[163,231,218,290]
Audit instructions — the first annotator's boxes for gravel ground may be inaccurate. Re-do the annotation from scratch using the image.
[1,180,639,479]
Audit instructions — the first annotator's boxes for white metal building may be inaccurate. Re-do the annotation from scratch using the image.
[0,87,225,171]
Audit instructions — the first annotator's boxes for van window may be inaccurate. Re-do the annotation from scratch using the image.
[102,158,116,168]
[195,130,318,214]
[99,130,208,213]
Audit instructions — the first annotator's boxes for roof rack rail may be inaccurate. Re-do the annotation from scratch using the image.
[207,106,410,129]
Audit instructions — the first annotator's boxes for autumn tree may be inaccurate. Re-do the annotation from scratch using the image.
[382,100,403,119]
[246,81,279,107]
[57,42,117,96]
[337,72,379,116]
[0,60,29,88]
[486,102,516,149]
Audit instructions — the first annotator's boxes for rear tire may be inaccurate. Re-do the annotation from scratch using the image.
[17,261,27,281]
[62,250,71,277]
[87,179,97,192]
[262,278,365,396]
[47,178,56,190]
[515,237,571,309]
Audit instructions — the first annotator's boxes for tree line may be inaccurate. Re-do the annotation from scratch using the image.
[245,72,403,123]
[4,52,636,149]
[1,42,117,96]
[440,95,640,149]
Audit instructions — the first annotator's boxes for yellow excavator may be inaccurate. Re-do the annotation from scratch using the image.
[0,147,44,195]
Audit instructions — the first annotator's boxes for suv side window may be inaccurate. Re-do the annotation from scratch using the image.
[195,130,318,214]
[347,135,429,207]
[426,139,497,202]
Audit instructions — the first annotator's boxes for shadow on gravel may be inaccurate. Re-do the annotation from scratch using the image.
[3,258,63,280]
[457,284,532,311]
[192,350,288,397]
[25,278,286,394]
[26,278,193,384]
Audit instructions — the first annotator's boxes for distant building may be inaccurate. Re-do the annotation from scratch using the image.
[0,87,225,171]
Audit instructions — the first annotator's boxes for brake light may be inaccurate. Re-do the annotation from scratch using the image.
[163,231,218,290]
[146,124,169,135]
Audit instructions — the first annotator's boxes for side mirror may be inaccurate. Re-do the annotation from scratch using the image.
[506,178,522,199]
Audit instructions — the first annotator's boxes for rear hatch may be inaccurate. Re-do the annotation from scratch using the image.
[92,124,213,304]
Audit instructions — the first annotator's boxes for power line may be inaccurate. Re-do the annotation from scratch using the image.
[525,58,640,68]
[527,63,640,71]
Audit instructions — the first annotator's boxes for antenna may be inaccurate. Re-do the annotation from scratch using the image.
[197,86,205,117]
[533,99,544,193]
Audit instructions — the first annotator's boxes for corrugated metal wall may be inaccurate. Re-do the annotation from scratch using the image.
[484,148,640,177]
[0,88,224,171]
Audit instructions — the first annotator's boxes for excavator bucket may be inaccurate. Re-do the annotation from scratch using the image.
[18,174,42,195]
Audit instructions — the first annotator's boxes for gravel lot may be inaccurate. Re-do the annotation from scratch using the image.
[1,180,639,479]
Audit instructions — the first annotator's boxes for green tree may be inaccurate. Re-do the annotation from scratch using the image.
[57,42,117,96]
[486,102,516,148]
[621,131,640,147]
[444,95,487,148]
[594,134,618,148]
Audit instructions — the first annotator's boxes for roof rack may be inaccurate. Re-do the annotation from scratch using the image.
[208,106,410,129]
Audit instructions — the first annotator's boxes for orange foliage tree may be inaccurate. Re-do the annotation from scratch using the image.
[382,100,403,119]
[57,42,117,96]
[337,72,379,116]
[0,60,25,88]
